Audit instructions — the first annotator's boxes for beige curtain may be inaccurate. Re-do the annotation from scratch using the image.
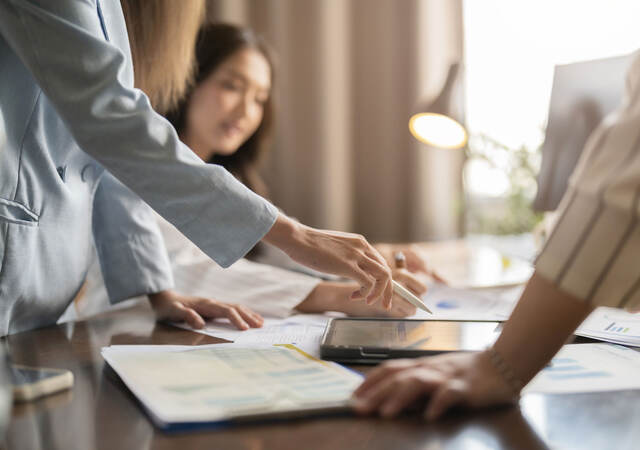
[208,0,465,241]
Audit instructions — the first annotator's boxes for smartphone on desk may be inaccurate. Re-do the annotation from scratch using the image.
[10,365,74,402]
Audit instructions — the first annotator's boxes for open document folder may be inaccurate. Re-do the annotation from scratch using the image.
[101,343,363,431]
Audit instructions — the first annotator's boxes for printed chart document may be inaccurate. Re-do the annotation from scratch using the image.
[575,307,640,347]
[102,343,362,430]
[524,343,640,394]
[414,284,521,321]
[173,314,331,357]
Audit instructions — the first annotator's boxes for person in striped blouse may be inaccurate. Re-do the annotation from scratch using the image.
[353,51,640,420]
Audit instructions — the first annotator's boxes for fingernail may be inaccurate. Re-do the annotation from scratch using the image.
[425,409,437,421]
[352,399,368,412]
[381,405,395,418]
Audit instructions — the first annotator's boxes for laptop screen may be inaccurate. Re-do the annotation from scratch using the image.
[534,53,633,211]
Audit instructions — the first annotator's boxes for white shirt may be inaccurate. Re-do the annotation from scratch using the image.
[71,216,321,322]
[156,216,321,319]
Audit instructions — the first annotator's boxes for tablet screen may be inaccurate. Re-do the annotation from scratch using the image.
[324,319,501,352]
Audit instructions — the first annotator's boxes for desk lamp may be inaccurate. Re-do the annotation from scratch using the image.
[409,63,467,149]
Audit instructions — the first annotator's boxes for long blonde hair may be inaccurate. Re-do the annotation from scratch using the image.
[121,0,206,114]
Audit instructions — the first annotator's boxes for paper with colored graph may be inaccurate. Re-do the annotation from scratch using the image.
[524,343,640,394]
[101,343,363,429]
[172,314,330,357]
[575,307,640,347]
[414,284,521,321]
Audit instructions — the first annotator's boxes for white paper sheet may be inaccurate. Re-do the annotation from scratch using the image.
[524,343,640,394]
[575,307,640,347]
[173,314,331,358]
[413,284,521,321]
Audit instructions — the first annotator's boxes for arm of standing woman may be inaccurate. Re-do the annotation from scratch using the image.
[0,0,393,307]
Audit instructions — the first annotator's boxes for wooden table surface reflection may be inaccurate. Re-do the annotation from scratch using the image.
[4,304,640,450]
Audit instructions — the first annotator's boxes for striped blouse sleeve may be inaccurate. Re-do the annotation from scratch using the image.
[535,52,640,310]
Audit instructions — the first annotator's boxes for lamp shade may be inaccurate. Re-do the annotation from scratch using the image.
[409,63,467,149]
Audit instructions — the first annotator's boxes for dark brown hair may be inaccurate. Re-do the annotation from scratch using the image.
[165,23,275,199]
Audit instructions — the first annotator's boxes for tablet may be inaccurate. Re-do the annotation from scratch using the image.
[320,318,501,364]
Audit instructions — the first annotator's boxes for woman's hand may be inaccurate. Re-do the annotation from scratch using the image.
[296,268,427,318]
[345,268,427,318]
[148,290,264,330]
[352,351,517,420]
[353,272,597,421]
[375,243,447,283]
[263,214,394,308]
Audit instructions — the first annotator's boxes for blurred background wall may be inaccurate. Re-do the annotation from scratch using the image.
[207,0,465,242]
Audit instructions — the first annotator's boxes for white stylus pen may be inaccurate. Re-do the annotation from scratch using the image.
[392,280,433,314]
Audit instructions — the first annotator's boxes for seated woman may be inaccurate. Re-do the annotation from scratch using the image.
[158,23,431,319]
[75,21,429,326]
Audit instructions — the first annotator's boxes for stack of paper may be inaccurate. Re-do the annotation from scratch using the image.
[575,307,640,347]
[102,343,362,430]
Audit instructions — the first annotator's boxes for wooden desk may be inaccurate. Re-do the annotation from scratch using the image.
[4,304,640,450]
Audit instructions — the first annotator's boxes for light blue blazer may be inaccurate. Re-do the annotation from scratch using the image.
[0,0,278,335]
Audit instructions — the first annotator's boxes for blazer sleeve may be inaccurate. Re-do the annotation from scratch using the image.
[0,0,278,268]
[535,52,640,310]
[93,171,174,304]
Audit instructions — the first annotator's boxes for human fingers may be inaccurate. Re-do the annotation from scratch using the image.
[366,247,392,273]
[171,302,206,329]
[216,304,251,330]
[353,257,388,304]
[428,269,449,285]
[235,305,264,328]
[424,380,467,421]
[382,277,393,309]
[392,269,427,296]
[357,256,392,305]
[378,370,439,418]
[194,300,251,330]
[353,359,421,397]
[387,295,417,317]
[402,247,448,284]
[353,368,440,415]
[403,248,430,274]
[349,268,376,301]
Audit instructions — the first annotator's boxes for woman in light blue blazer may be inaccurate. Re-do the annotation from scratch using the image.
[0,0,393,335]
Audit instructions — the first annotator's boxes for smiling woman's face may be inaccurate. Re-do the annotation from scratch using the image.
[184,47,271,160]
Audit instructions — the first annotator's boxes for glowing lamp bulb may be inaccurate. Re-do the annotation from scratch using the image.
[409,113,468,149]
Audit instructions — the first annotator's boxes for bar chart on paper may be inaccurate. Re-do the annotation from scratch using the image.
[524,344,640,394]
[603,322,631,333]
[576,307,640,347]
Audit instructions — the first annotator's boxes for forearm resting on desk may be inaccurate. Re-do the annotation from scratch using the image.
[492,271,595,386]
[353,271,595,420]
